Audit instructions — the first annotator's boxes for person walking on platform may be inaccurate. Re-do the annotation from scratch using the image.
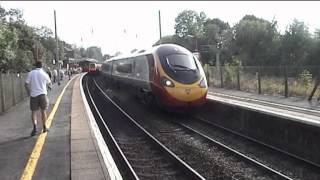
[25,61,52,136]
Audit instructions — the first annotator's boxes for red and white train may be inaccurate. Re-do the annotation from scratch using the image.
[88,63,101,75]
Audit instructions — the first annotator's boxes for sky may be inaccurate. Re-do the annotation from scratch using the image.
[1,1,320,55]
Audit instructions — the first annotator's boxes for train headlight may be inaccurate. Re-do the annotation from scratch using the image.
[199,78,207,88]
[161,76,175,87]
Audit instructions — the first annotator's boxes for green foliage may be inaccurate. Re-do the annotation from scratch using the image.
[162,9,320,68]
[0,23,19,72]
[174,10,206,38]
[87,46,103,61]
[0,5,80,72]
[281,19,311,65]
[154,35,177,46]
[223,63,238,87]
[298,69,312,89]
[234,15,278,66]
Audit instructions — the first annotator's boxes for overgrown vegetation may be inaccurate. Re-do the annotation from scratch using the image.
[155,9,320,70]
[155,9,320,99]
[0,5,105,73]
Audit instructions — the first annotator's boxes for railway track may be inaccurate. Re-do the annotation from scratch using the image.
[182,115,320,179]
[83,75,205,180]
[86,75,320,179]
[174,118,294,180]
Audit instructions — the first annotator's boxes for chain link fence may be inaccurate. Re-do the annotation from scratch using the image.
[206,65,320,99]
[0,73,29,113]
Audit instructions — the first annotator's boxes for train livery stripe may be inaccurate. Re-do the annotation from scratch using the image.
[20,75,77,180]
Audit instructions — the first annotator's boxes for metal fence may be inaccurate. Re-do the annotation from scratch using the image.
[0,73,29,113]
[206,65,320,99]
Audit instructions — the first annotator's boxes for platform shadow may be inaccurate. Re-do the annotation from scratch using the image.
[0,136,32,146]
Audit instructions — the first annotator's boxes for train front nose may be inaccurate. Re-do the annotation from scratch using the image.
[163,86,207,107]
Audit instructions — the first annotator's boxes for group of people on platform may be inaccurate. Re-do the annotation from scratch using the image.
[45,67,73,83]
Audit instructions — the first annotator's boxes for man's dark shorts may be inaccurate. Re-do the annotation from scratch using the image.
[30,94,49,111]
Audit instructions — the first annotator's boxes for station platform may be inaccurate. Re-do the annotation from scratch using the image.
[207,86,320,127]
[0,74,113,180]
[208,86,320,111]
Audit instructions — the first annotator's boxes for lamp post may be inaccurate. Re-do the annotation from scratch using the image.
[54,10,60,86]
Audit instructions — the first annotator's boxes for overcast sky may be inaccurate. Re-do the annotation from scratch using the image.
[1,1,320,55]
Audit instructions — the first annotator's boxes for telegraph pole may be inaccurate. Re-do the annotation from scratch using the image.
[158,10,162,44]
[54,10,60,85]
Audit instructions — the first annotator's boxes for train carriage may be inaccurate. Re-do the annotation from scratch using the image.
[100,44,207,108]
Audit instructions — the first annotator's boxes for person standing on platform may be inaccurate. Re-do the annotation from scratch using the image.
[46,67,52,81]
[25,61,52,136]
[53,69,58,83]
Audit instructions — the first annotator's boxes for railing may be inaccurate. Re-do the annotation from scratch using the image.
[206,65,320,100]
[0,73,29,113]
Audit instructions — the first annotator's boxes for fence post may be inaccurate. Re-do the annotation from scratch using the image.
[20,74,24,100]
[11,73,16,105]
[237,67,240,90]
[0,74,5,112]
[258,66,261,94]
[206,65,210,87]
[284,66,288,98]
[220,66,223,88]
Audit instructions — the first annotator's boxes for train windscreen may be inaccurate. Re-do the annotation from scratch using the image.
[165,54,198,71]
[160,53,201,84]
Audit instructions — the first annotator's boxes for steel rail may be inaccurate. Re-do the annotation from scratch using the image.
[91,77,205,180]
[84,76,139,180]
[193,115,320,169]
[176,121,293,180]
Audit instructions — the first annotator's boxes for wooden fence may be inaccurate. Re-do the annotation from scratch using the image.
[0,73,29,113]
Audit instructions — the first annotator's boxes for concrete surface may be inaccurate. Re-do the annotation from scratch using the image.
[0,76,71,180]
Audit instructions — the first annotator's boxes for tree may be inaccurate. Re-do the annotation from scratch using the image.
[0,23,19,72]
[201,18,233,64]
[203,18,230,45]
[280,19,312,66]
[0,6,79,72]
[174,10,206,38]
[87,46,103,61]
[234,15,279,66]
[153,35,178,46]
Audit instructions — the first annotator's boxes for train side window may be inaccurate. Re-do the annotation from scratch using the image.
[113,61,120,75]
[105,62,111,74]
[134,55,149,80]
[116,59,132,75]
[147,54,154,68]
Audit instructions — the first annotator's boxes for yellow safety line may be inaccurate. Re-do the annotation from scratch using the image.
[20,75,78,180]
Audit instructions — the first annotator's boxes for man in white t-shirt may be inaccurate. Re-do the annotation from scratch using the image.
[25,61,52,136]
